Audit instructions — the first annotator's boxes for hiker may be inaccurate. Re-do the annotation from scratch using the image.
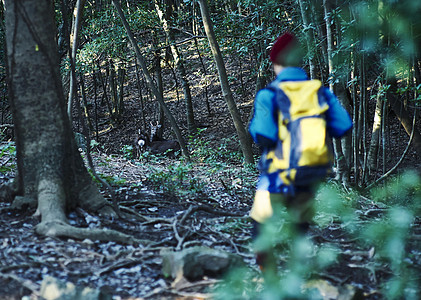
[248,32,352,270]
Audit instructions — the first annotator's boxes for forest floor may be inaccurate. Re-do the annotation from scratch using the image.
[0,149,420,299]
[1,44,421,299]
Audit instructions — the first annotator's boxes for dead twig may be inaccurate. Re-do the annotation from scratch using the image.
[173,217,186,251]
[95,258,143,276]
[179,204,245,225]
[367,112,416,189]
[119,206,153,222]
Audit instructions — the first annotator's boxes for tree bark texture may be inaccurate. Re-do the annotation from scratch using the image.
[4,0,114,234]
[198,0,254,164]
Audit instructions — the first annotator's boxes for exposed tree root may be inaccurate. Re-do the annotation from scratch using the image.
[35,221,148,245]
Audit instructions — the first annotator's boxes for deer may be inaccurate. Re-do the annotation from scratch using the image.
[134,122,180,158]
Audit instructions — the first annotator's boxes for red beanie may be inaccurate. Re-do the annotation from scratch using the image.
[269,32,297,64]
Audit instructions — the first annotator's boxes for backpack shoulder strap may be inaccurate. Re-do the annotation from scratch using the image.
[266,81,291,122]
[317,86,329,109]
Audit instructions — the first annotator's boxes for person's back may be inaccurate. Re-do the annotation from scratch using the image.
[248,32,352,271]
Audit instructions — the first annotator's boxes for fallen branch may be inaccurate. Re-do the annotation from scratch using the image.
[0,262,42,273]
[367,112,416,189]
[119,205,154,222]
[179,203,245,225]
[95,258,143,276]
[173,216,185,251]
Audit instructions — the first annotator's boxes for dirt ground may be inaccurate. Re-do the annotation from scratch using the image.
[0,148,420,299]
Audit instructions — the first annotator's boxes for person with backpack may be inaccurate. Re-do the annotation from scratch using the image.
[248,32,352,271]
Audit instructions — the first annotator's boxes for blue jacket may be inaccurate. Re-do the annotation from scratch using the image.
[249,67,352,149]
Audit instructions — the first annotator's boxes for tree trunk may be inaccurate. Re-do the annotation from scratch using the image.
[111,0,190,159]
[297,0,316,79]
[197,0,254,164]
[155,0,196,133]
[388,78,421,157]
[367,86,383,174]
[4,0,135,243]
[323,0,349,185]
[67,0,86,120]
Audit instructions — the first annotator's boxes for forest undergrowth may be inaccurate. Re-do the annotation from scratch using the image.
[1,5,421,297]
[1,127,420,299]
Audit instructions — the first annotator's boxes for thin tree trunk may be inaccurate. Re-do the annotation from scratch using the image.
[67,0,86,120]
[79,73,94,131]
[382,97,387,175]
[193,37,211,116]
[297,0,316,79]
[154,52,165,138]
[154,0,196,133]
[109,62,117,117]
[387,78,421,157]
[323,0,349,185]
[134,62,147,132]
[351,54,360,184]
[311,0,327,73]
[117,67,125,116]
[367,83,383,175]
[98,64,114,122]
[198,0,254,164]
[111,0,190,159]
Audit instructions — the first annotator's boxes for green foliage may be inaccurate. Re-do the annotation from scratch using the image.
[90,169,127,186]
[362,207,417,299]
[314,182,358,227]
[0,141,15,157]
[361,172,421,298]
[0,141,16,173]
[214,172,421,299]
[215,211,341,299]
[213,267,259,300]
[350,0,421,77]
[210,0,288,83]
[146,160,205,196]
[189,129,242,164]
[76,4,160,72]
[121,145,134,160]
[141,132,257,199]
[371,170,421,210]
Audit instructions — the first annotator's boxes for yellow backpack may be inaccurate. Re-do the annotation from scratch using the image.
[265,80,332,186]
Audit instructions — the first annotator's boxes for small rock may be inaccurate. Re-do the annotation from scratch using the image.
[303,279,362,300]
[40,276,111,300]
[161,246,243,281]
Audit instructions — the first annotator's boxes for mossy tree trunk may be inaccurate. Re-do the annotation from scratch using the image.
[4,0,135,243]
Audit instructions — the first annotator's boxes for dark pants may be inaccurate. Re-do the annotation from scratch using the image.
[251,185,315,271]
